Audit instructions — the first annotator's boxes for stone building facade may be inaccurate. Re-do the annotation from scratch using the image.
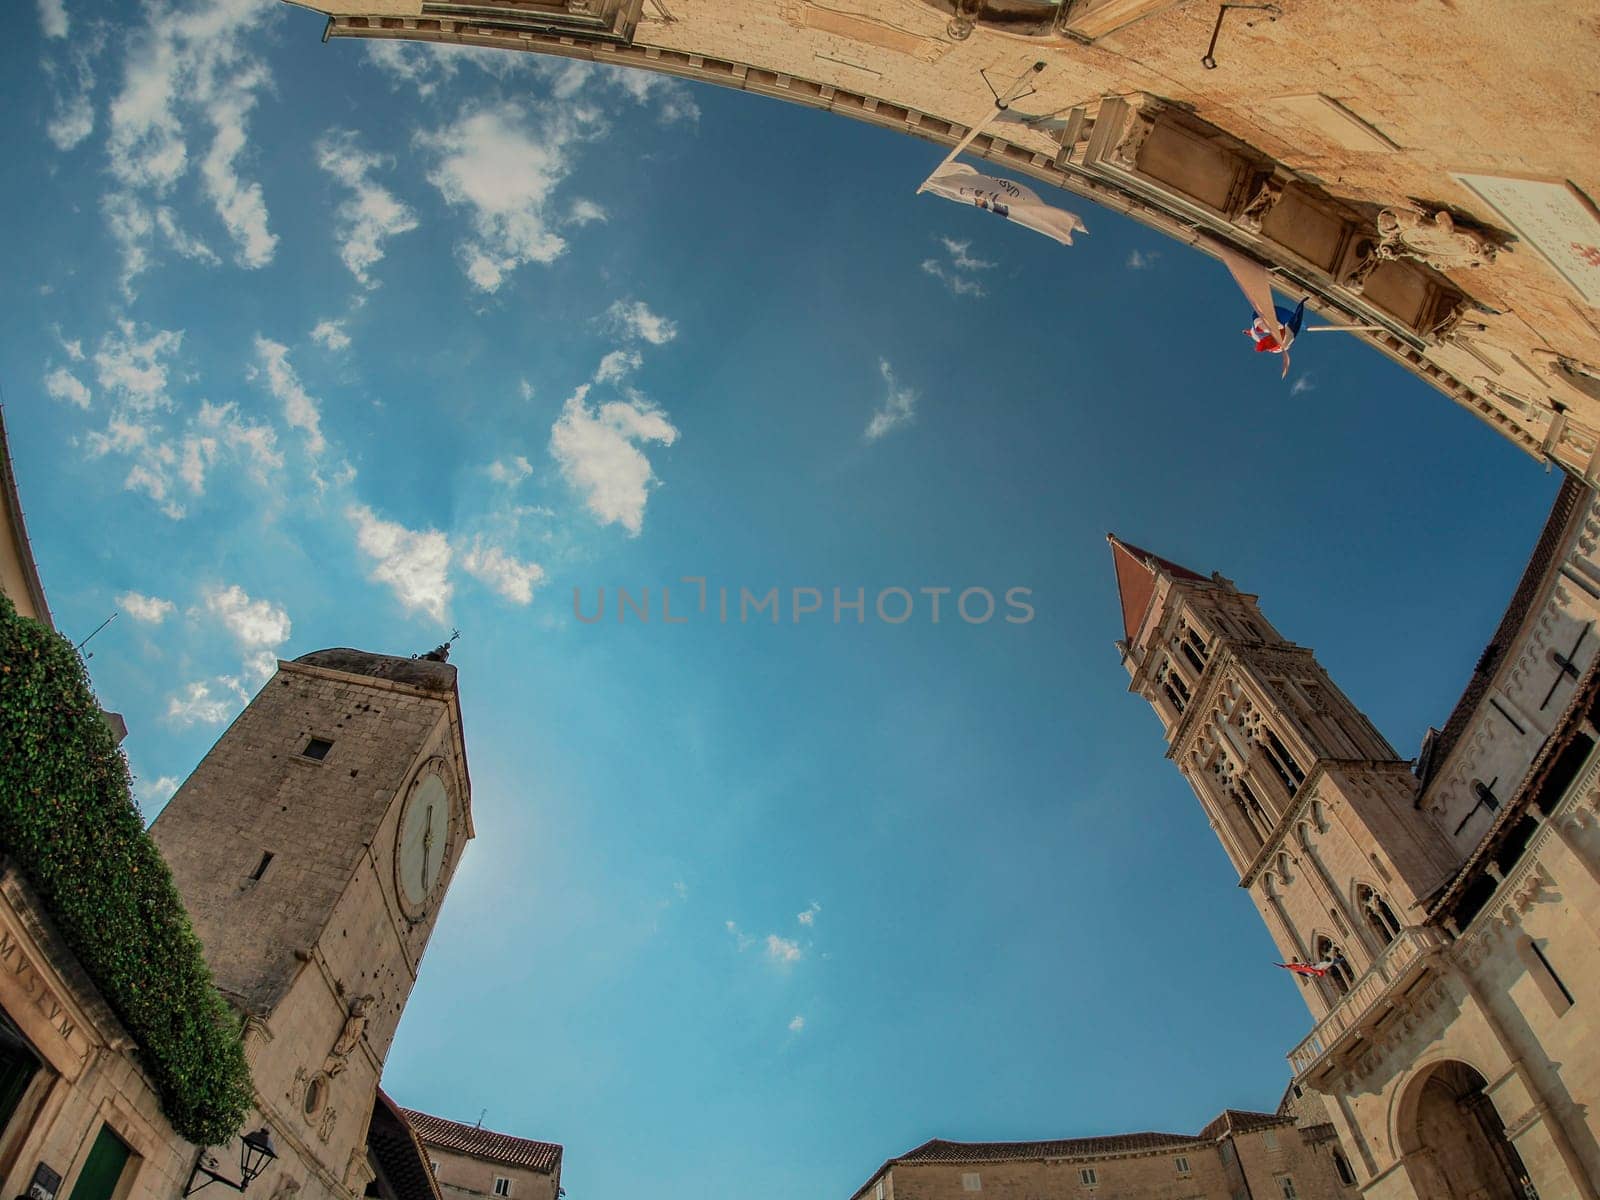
[0,625,561,1200]
[281,0,1600,484]
[1110,476,1600,1198]
[405,1110,562,1200]
[851,1106,1358,1200]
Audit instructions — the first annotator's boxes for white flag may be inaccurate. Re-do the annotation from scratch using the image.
[920,162,1086,247]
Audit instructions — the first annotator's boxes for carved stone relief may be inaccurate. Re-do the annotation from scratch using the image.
[1375,207,1498,271]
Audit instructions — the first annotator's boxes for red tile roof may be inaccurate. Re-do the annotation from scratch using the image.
[1108,534,1208,644]
[899,1131,1204,1162]
[1196,1109,1295,1141]
[371,1092,444,1200]
[403,1109,563,1174]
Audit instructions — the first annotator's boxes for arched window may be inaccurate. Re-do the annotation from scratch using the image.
[1357,885,1401,947]
[1314,936,1355,995]
[1158,660,1189,713]
[1331,1148,1355,1187]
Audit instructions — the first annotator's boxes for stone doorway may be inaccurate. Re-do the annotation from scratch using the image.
[1409,1062,1528,1200]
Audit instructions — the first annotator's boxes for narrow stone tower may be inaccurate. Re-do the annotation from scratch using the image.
[1109,535,1457,1019]
[151,647,473,1194]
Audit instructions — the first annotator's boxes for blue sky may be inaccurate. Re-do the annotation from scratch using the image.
[4,3,1564,1198]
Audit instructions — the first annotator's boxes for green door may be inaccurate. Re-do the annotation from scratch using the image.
[67,1125,130,1200]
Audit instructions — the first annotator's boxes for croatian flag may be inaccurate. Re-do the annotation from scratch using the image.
[1277,958,1338,977]
[920,163,1087,247]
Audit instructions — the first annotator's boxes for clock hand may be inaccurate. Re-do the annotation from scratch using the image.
[422,805,434,892]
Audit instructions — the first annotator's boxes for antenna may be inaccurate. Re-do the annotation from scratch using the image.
[475,1109,486,1130]
[75,611,118,660]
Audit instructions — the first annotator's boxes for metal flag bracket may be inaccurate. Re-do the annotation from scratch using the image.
[1201,3,1281,70]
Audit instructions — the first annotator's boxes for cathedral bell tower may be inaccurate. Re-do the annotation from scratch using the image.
[151,648,474,1198]
[1109,535,1457,1019]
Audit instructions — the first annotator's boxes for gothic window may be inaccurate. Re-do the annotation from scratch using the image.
[1265,730,1305,787]
[1357,885,1401,947]
[1157,659,1189,713]
[1314,936,1355,995]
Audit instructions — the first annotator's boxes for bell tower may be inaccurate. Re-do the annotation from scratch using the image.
[1109,535,1457,1018]
[151,646,474,1195]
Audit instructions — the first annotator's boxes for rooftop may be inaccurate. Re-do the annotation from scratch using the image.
[1108,533,1208,644]
[403,1109,563,1175]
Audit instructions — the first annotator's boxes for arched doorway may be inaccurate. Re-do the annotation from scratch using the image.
[1408,1063,1529,1199]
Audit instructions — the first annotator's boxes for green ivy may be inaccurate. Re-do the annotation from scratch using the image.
[0,594,252,1146]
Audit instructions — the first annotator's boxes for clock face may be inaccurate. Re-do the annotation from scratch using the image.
[398,773,451,911]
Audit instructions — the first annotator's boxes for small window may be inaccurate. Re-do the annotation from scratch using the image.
[430,1162,440,1176]
[302,737,334,761]
[249,851,274,881]
[1332,1149,1354,1187]
[493,1179,511,1197]
[874,1183,885,1200]
[1263,1130,1278,1150]
[1175,1155,1191,1174]
[1278,1175,1296,1199]
[1080,1168,1097,1185]
[961,1174,981,1193]
[303,1074,327,1116]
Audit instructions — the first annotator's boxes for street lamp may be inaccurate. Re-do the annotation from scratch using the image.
[183,1128,279,1196]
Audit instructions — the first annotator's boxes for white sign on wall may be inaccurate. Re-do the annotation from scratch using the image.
[1451,172,1600,307]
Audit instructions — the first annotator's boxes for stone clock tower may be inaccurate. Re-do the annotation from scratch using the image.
[151,648,474,1200]
[1107,535,1459,1021]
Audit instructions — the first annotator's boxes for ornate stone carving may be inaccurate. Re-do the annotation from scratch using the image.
[1375,207,1498,271]
[324,994,371,1076]
[1343,240,1383,294]
[1236,175,1284,234]
[318,1107,339,1144]
[1109,101,1164,172]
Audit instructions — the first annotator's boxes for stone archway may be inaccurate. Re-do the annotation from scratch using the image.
[1406,1062,1528,1200]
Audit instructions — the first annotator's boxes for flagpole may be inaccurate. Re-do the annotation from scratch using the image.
[916,61,1046,194]
[1304,324,1386,333]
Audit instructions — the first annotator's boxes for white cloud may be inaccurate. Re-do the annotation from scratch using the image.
[1290,374,1316,396]
[606,299,677,345]
[922,237,993,297]
[673,880,689,900]
[548,60,700,125]
[53,327,84,361]
[315,129,420,287]
[37,0,67,38]
[460,537,544,605]
[347,503,453,621]
[941,237,992,272]
[117,591,175,622]
[102,195,219,292]
[135,773,180,810]
[166,680,230,726]
[519,379,535,402]
[787,1015,806,1033]
[865,359,917,441]
[47,93,93,151]
[104,0,280,277]
[363,39,458,97]
[765,934,802,964]
[1126,248,1159,270]
[486,456,532,486]
[204,583,291,648]
[569,198,607,226]
[549,383,678,535]
[86,413,155,458]
[594,348,641,384]
[45,367,91,409]
[94,321,182,412]
[125,461,184,519]
[418,103,597,292]
[797,901,820,927]
[155,205,220,263]
[254,336,325,455]
[921,259,985,297]
[200,74,277,268]
[179,401,281,494]
[311,319,351,352]
[724,920,755,953]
